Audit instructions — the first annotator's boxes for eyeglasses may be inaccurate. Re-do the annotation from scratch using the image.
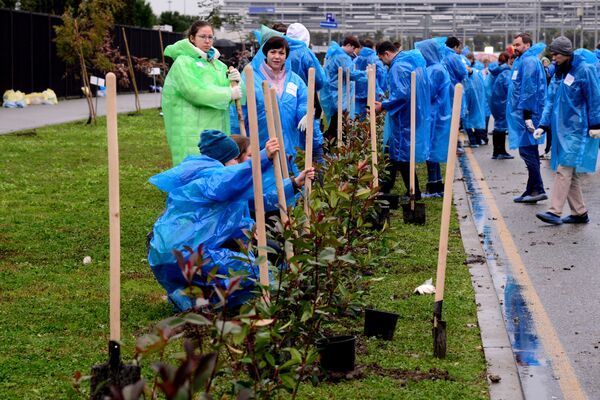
[195,34,214,41]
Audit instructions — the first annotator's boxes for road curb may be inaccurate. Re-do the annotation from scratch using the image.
[453,166,525,400]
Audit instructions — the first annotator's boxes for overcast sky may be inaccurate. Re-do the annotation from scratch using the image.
[148,0,204,17]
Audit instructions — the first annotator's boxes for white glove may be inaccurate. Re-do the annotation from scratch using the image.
[533,128,544,140]
[414,278,436,295]
[297,115,308,132]
[589,129,600,139]
[525,119,535,133]
[228,68,241,82]
[230,86,242,101]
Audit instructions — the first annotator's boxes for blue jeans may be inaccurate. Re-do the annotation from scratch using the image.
[426,160,442,183]
[518,145,545,195]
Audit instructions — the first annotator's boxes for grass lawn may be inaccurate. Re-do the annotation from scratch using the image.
[0,109,488,399]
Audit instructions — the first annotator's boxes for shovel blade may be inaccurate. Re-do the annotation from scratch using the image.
[432,319,447,358]
[401,201,426,225]
[90,341,141,399]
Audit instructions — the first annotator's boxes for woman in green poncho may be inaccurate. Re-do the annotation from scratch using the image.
[162,21,244,165]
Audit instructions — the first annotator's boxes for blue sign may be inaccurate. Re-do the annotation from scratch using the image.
[326,13,334,22]
[248,6,275,14]
[320,21,338,29]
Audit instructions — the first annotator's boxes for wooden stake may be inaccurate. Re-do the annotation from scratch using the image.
[106,72,120,342]
[304,68,316,222]
[262,81,289,227]
[409,71,416,210]
[229,66,247,137]
[368,65,378,187]
[243,65,270,293]
[121,27,141,113]
[346,67,351,118]
[337,66,343,147]
[270,89,289,179]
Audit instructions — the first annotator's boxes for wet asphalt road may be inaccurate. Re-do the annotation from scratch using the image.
[463,137,600,399]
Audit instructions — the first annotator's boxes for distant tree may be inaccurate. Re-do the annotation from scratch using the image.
[114,0,156,28]
[158,11,196,33]
[17,0,80,15]
[0,0,19,9]
[54,0,123,124]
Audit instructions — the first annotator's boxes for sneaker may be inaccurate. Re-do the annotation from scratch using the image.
[536,211,563,225]
[492,154,499,160]
[469,144,480,148]
[498,153,514,160]
[456,147,465,155]
[562,213,590,224]
[514,193,548,203]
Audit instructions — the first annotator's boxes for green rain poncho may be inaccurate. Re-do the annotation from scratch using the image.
[162,39,243,165]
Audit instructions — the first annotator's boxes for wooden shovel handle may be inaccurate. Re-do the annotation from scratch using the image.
[106,72,120,342]
[269,89,289,179]
[229,66,247,137]
[304,67,316,219]
[337,66,343,147]
[243,65,269,292]
[368,65,378,186]
[434,83,464,303]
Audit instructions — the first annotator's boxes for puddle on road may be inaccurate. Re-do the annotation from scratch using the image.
[459,155,560,399]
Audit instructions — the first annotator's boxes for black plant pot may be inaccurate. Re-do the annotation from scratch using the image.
[364,308,399,340]
[316,335,356,372]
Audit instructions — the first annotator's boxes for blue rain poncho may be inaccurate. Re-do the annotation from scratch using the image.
[539,51,600,173]
[147,151,295,311]
[354,47,387,117]
[231,49,323,174]
[415,38,452,163]
[507,43,547,149]
[462,68,487,130]
[441,46,468,104]
[473,62,491,117]
[287,39,326,91]
[487,63,511,131]
[320,42,367,122]
[381,50,431,162]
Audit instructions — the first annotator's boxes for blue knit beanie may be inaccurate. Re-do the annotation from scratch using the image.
[198,130,240,164]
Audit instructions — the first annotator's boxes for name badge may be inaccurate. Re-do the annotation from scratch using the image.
[564,73,575,86]
[285,82,298,97]
[512,70,518,80]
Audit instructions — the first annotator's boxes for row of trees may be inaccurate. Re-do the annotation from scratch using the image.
[0,0,201,31]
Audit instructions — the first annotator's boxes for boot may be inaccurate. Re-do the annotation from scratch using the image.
[435,181,444,195]
[492,130,502,159]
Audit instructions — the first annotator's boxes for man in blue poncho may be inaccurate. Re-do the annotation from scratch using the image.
[374,41,431,199]
[415,37,452,197]
[354,38,387,120]
[487,52,514,160]
[320,36,367,146]
[147,130,313,311]
[462,52,487,147]
[507,33,548,204]
[533,37,600,225]
[442,37,469,154]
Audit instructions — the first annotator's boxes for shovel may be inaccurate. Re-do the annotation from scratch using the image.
[433,83,464,358]
[243,65,270,299]
[303,67,316,227]
[402,71,426,224]
[337,66,343,148]
[229,66,247,137]
[90,73,141,399]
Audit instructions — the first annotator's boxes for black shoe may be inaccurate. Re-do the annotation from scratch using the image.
[562,213,590,224]
[492,154,499,159]
[536,211,563,225]
[498,153,514,160]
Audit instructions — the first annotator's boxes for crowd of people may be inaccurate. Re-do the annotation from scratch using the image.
[147,19,600,310]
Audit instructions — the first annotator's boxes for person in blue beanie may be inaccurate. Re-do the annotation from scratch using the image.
[374,41,431,200]
[534,37,600,225]
[354,38,387,120]
[507,33,548,204]
[147,130,314,311]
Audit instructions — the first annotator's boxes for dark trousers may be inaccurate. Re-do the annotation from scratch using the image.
[381,160,421,199]
[518,145,545,196]
[426,160,442,183]
[544,129,552,154]
[324,112,339,148]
